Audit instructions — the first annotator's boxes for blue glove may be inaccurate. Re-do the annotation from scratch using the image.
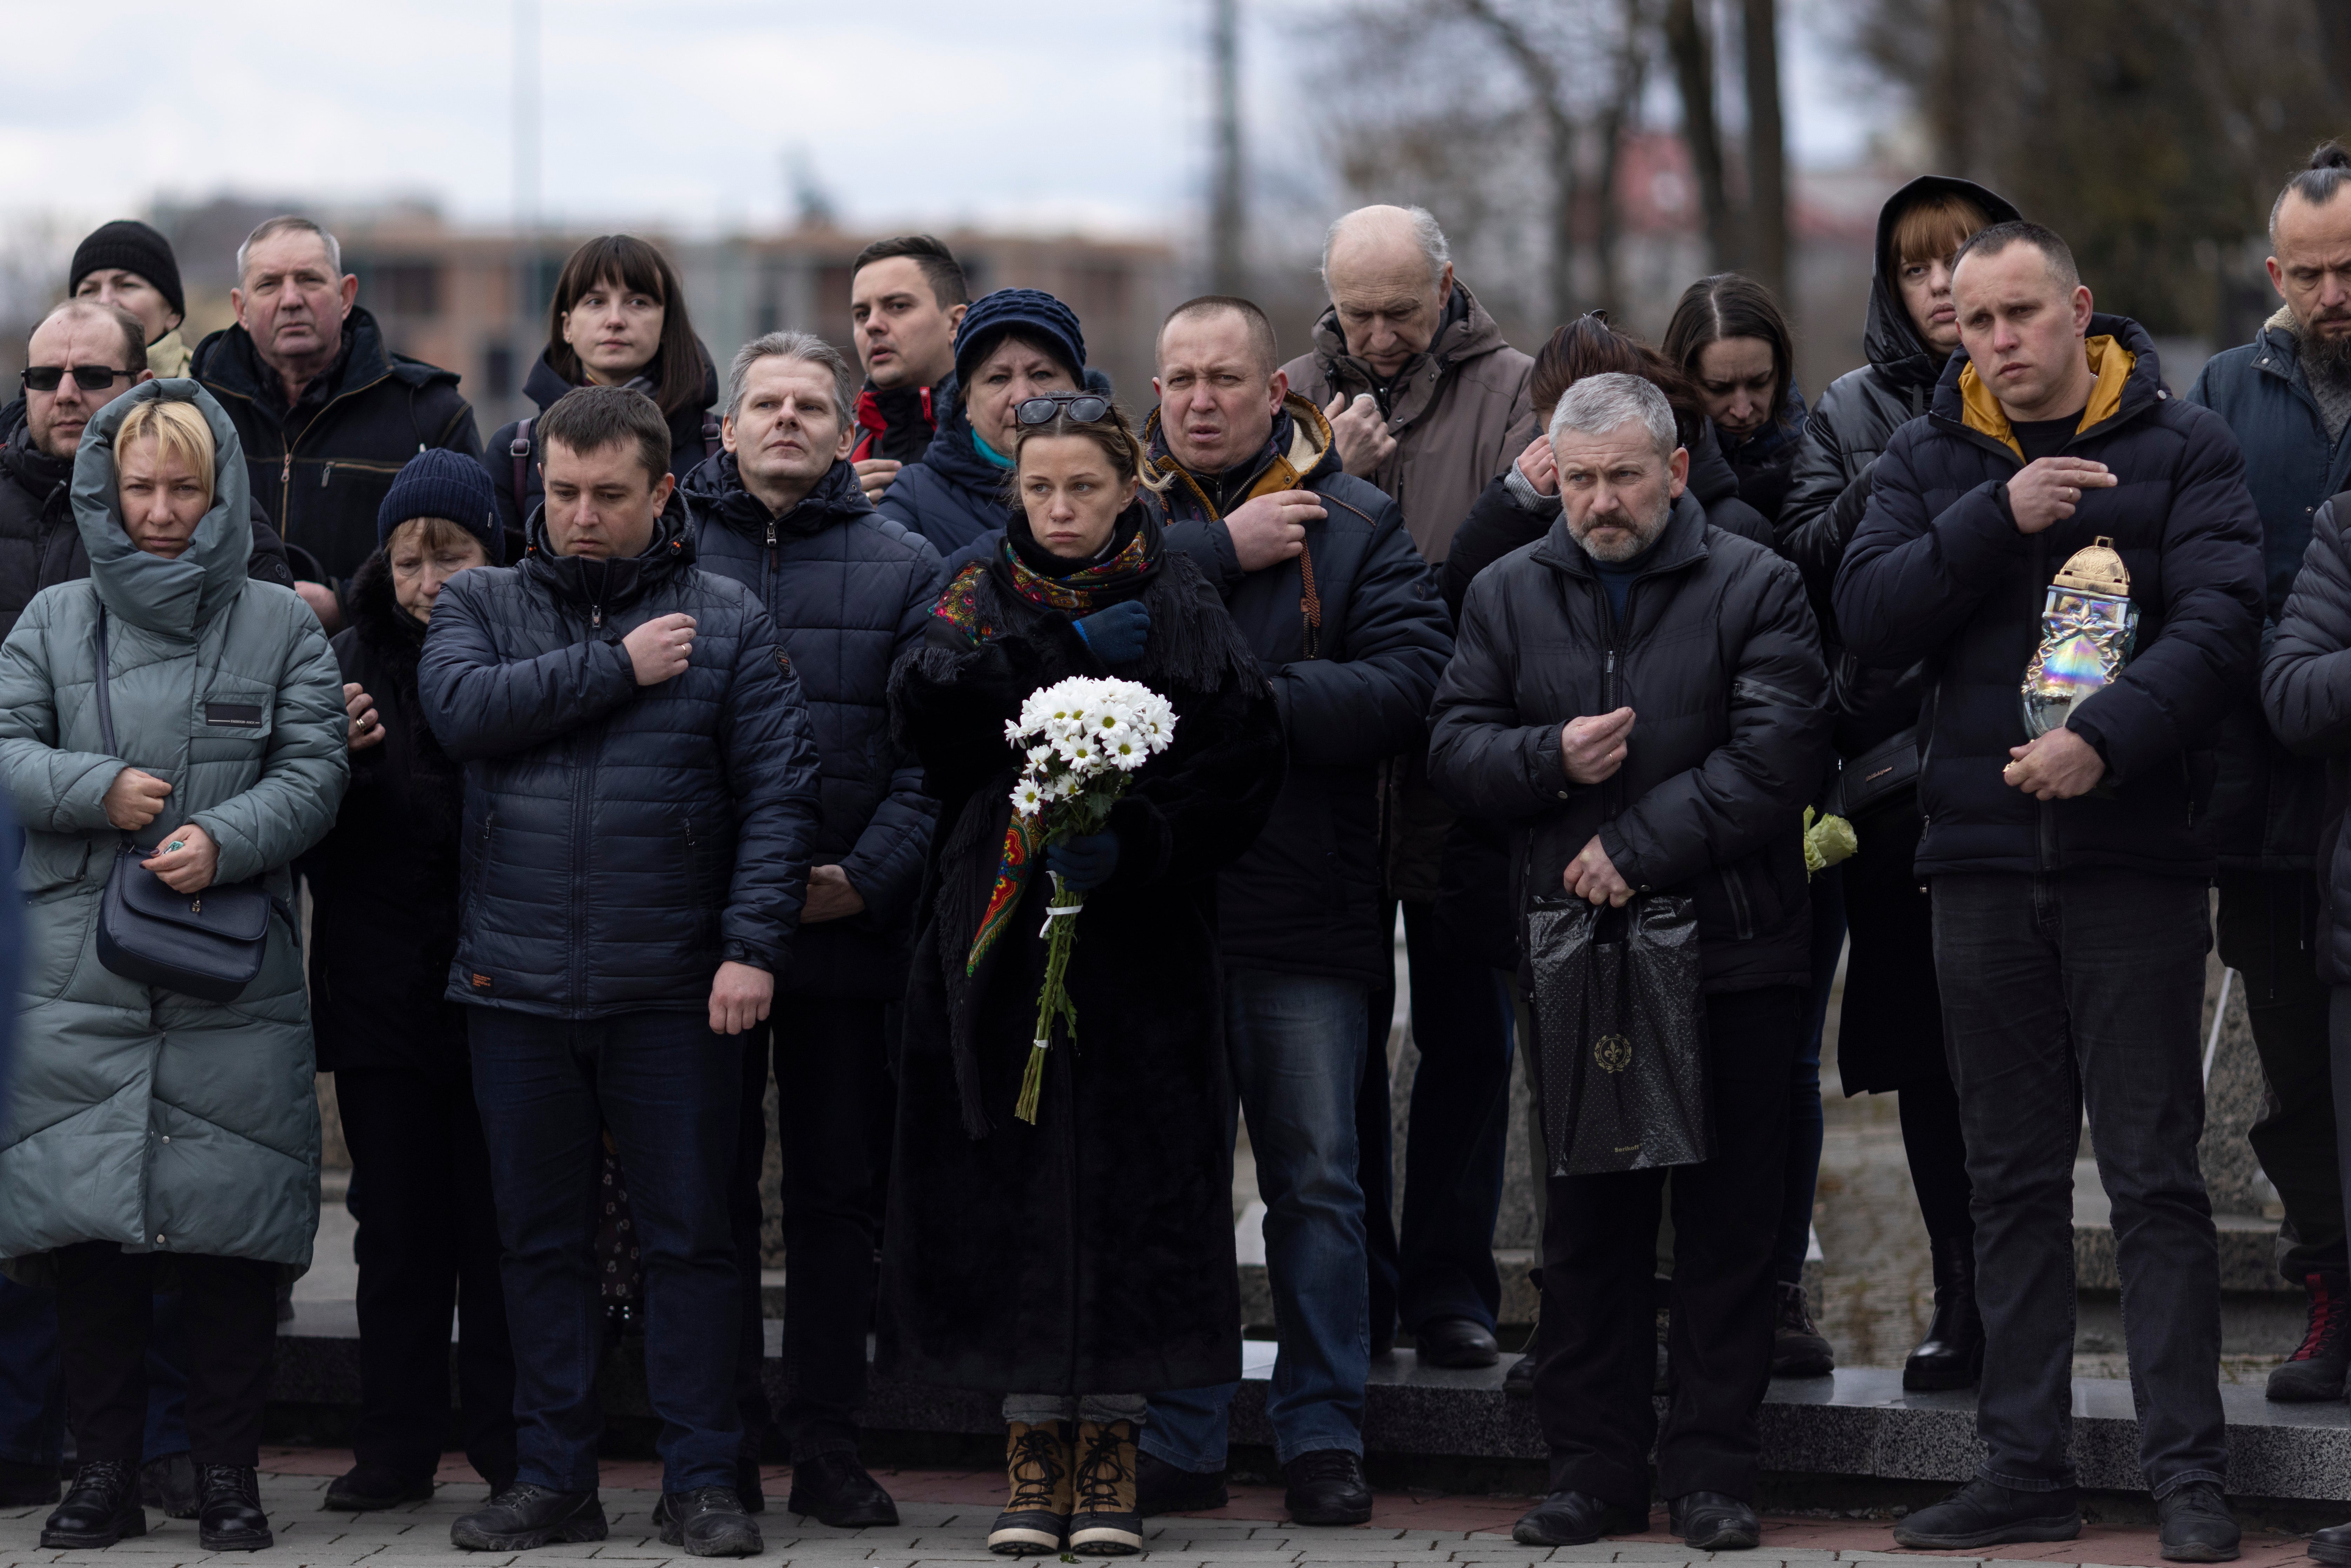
[1047,831,1121,892]
[1073,599,1150,664]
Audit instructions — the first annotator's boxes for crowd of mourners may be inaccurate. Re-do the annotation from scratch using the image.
[14,136,2351,1567]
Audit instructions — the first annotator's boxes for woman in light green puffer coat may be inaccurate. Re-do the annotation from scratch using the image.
[0,380,346,1552]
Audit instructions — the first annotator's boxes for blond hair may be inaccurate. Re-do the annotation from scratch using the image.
[115,401,216,511]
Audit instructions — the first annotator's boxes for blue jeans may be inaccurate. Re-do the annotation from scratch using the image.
[1774,868,1843,1284]
[1145,969,1370,1471]
[469,1007,744,1495]
[0,1276,187,1467]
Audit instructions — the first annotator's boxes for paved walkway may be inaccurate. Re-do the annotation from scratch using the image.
[0,1455,2327,1568]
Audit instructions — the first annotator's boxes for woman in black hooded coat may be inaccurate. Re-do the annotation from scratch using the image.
[881,401,1282,1557]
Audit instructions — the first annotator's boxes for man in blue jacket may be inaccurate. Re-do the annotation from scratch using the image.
[1137,296,1452,1528]
[419,386,821,1559]
[2185,142,2351,1401]
[1837,223,2261,1559]
[680,332,943,1529]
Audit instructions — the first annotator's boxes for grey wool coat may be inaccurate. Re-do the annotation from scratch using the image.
[0,380,348,1276]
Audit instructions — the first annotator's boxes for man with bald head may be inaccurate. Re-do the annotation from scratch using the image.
[2185,143,2351,1402]
[1138,295,1452,1528]
[0,300,290,641]
[1290,207,1536,1372]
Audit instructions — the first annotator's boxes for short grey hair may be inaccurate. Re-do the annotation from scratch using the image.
[236,215,342,284]
[1319,205,1450,290]
[1548,372,1678,465]
[727,331,856,428]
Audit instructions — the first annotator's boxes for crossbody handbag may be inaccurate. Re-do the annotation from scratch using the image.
[89,605,280,1003]
[1822,724,1921,822]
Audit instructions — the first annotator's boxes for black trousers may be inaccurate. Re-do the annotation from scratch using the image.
[338,1064,518,1486]
[2217,869,2343,1279]
[53,1243,276,1470]
[1531,985,1803,1511]
[731,996,894,1462]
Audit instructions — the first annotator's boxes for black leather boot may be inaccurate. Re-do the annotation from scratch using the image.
[1904,1234,1985,1392]
[41,1460,145,1549]
[195,1464,273,1552]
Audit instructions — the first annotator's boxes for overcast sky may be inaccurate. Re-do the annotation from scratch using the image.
[0,0,1884,238]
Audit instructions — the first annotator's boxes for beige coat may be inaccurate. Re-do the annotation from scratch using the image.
[1278,281,1535,567]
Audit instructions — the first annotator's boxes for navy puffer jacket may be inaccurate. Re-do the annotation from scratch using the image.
[418,496,823,1017]
[682,452,946,997]
[1156,396,1455,984]
[877,374,1012,557]
[485,350,721,563]
[1835,315,2263,878]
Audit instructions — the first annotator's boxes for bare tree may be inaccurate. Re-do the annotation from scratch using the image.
[1455,0,1580,326]
[1663,0,1736,271]
[1742,0,1788,301]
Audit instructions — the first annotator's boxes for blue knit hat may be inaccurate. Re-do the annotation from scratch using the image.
[378,448,503,563]
[953,288,1087,387]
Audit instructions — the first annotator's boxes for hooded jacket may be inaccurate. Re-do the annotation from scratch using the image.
[2185,306,2351,872]
[1428,497,1830,994]
[2260,493,2351,980]
[1152,395,1455,982]
[1781,176,2022,614]
[850,382,937,466]
[193,307,482,589]
[485,349,722,561]
[417,495,824,1018]
[1834,317,2264,878]
[1280,282,1535,565]
[0,380,348,1273]
[0,404,295,641]
[681,452,945,998]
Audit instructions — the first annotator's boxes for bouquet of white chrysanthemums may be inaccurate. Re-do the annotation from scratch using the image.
[1002,676,1178,1123]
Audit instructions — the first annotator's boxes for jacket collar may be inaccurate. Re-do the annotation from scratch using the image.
[681,449,872,539]
[1531,488,1710,582]
[520,491,694,616]
[1,406,73,505]
[193,306,454,412]
[1933,313,2163,460]
[1142,392,1340,521]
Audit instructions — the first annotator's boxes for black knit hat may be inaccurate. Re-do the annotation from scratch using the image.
[953,288,1087,387]
[69,220,185,320]
[378,449,504,563]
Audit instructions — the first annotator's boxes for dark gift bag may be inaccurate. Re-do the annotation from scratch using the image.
[1525,893,1711,1175]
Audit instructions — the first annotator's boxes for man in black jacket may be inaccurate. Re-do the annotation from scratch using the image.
[847,235,967,504]
[1836,223,2260,1558]
[681,332,943,1528]
[193,215,480,632]
[1431,372,1828,1554]
[420,387,821,1559]
[0,301,293,642]
[2187,144,2351,1400]
[1137,296,1452,1528]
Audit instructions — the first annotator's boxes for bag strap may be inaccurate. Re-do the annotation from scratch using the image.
[509,417,534,521]
[92,603,115,757]
[701,409,723,460]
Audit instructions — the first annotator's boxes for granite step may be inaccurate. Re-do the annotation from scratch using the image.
[267,1301,2351,1503]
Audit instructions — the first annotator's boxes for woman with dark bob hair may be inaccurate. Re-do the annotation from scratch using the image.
[1661,273,1804,525]
[481,235,719,557]
[882,396,1282,1558]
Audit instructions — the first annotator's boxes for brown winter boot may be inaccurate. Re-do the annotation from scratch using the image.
[1068,1420,1142,1555]
[988,1422,1072,1556]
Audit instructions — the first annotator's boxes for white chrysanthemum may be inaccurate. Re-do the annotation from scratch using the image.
[1010,776,1047,816]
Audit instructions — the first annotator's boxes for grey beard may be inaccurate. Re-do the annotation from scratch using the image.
[1572,494,1673,563]
[2304,323,2351,387]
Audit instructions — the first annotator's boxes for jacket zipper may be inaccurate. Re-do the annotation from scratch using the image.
[766,517,778,606]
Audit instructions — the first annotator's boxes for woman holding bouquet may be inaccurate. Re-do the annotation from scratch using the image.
[883,396,1283,1557]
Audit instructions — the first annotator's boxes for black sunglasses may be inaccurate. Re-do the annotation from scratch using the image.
[1016,393,1113,427]
[21,364,134,393]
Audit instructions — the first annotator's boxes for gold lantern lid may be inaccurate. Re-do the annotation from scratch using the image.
[2052,535,2130,596]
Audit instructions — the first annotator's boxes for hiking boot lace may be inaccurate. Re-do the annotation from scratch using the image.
[1008,1427,1066,1512]
[2293,1275,2349,1361]
[1073,1425,1133,1514]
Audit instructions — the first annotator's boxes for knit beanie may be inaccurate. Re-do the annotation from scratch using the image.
[69,220,185,320]
[378,449,504,563]
[953,288,1087,387]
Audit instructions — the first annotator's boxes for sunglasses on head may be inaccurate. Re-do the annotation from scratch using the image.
[1016,393,1113,427]
[21,364,133,393]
